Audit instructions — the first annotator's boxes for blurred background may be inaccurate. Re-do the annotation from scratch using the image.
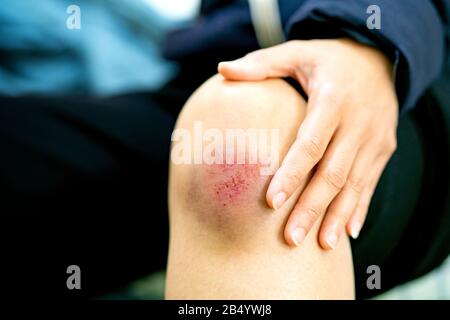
[0,0,448,299]
[0,0,200,96]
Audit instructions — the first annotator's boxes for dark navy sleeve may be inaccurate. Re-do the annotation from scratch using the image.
[281,0,449,112]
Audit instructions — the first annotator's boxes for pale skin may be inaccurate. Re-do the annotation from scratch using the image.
[166,75,355,299]
[166,39,396,299]
[219,38,398,249]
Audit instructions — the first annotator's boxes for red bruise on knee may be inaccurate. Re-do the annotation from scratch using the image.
[185,160,273,235]
[206,163,261,208]
[169,75,307,242]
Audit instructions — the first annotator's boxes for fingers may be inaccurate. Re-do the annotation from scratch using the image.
[346,154,391,239]
[218,41,312,81]
[317,146,375,249]
[282,128,361,247]
[266,90,340,212]
[316,142,393,249]
[220,40,399,250]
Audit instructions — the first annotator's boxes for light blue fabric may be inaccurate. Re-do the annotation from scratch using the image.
[0,0,187,96]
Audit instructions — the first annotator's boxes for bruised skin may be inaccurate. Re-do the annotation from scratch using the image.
[206,163,261,208]
[167,75,355,299]
[185,162,273,241]
[170,76,308,246]
[170,75,308,242]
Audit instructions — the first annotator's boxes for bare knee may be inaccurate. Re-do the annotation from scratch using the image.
[169,74,306,246]
[167,75,355,299]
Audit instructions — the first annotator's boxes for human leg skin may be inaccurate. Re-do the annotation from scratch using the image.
[166,75,355,299]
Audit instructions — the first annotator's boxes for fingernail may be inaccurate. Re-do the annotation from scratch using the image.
[291,228,306,246]
[326,232,338,249]
[221,59,243,68]
[218,61,230,68]
[350,222,362,239]
[272,192,286,210]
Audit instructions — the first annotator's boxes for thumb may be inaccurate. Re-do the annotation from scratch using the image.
[218,41,312,81]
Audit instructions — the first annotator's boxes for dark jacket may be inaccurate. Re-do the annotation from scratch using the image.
[165,0,450,112]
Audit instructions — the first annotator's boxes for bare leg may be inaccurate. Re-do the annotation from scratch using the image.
[166,75,355,299]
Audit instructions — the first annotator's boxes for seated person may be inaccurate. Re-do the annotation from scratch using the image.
[1,1,449,299]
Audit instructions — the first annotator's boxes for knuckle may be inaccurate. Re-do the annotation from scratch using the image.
[303,206,322,221]
[347,175,365,194]
[322,167,347,190]
[300,136,325,161]
[317,82,345,106]
[329,210,350,226]
[283,170,303,189]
